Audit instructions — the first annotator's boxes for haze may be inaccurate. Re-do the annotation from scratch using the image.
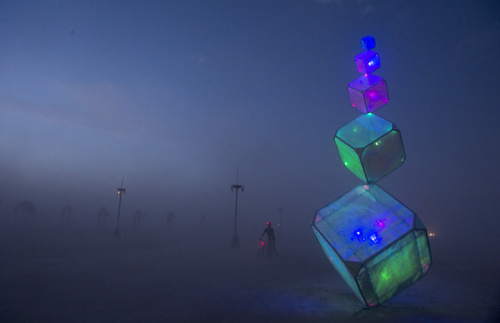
[0,1,499,321]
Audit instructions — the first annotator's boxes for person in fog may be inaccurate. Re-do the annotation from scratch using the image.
[260,221,278,257]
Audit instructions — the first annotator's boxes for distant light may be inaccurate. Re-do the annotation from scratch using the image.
[429,233,435,237]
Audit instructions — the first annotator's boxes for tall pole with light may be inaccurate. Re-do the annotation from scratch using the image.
[231,170,244,247]
[114,177,126,238]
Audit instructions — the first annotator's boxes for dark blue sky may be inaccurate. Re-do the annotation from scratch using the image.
[1,1,499,243]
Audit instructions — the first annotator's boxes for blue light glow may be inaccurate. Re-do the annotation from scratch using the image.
[368,233,380,244]
[361,35,376,50]
[368,55,380,68]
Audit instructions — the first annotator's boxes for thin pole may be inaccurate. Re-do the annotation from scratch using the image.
[231,170,243,247]
[114,177,126,238]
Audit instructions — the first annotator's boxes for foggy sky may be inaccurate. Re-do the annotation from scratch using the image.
[1,1,499,247]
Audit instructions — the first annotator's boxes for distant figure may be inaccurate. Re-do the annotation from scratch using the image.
[98,207,111,226]
[133,209,146,227]
[260,221,278,257]
[14,200,37,224]
[61,205,73,226]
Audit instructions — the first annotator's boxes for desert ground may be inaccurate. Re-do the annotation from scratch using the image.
[0,219,498,323]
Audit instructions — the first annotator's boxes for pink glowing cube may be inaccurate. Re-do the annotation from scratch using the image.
[347,74,388,113]
[355,50,380,74]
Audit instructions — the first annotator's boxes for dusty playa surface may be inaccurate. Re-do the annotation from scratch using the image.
[0,225,498,323]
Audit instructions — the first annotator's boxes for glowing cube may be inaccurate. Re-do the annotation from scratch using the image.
[335,113,405,183]
[355,50,380,74]
[361,35,376,50]
[312,184,432,307]
[348,74,388,113]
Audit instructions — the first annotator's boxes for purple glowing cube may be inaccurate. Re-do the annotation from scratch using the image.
[361,36,376,50]
[355,50,380,74]
[348,74,388,113]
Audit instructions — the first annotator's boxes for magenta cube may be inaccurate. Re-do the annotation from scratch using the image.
[347,74,389,113]
[355,50,380,74]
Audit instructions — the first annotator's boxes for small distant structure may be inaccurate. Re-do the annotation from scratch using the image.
[133,209,146,227]
[14,200,37,224]
[230,170,244,247]
[61,205,73,226]
[98,206,111,226]
[114,177,126,238]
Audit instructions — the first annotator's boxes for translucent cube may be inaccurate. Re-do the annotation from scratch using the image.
[361,35,376,50]
[335,113,405,183]
[312,184,432,307]
[355,50,380,74]
[347,74,388,113]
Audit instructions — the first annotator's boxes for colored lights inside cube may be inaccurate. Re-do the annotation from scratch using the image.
[313,184,430,306]
[335,114,405,183]
[368,233,380,244]
[355,50,380,74]
[348,74,388,113]
[312,36,431,307]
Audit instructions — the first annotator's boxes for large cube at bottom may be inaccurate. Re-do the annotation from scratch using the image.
[312,184,432,307]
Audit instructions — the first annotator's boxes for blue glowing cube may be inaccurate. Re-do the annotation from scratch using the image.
[361,36,376,50]
[355,50,380,74]
[312,184,432,307]
[347,74,388,113]
[334,113,405,183]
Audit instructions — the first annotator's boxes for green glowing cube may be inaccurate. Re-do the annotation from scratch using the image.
[312,184,432,307]
[335,113,405,183]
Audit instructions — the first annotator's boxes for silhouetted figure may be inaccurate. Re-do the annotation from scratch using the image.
[14,200,37,224]
[133,209,146,227]
[61,205,73,226]
[98,207,111,226]
[260,221,278,257]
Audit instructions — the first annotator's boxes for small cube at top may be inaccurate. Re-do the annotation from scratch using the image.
[361,36,376,50]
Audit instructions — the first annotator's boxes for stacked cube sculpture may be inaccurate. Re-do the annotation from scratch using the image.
[312,36,432,307]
